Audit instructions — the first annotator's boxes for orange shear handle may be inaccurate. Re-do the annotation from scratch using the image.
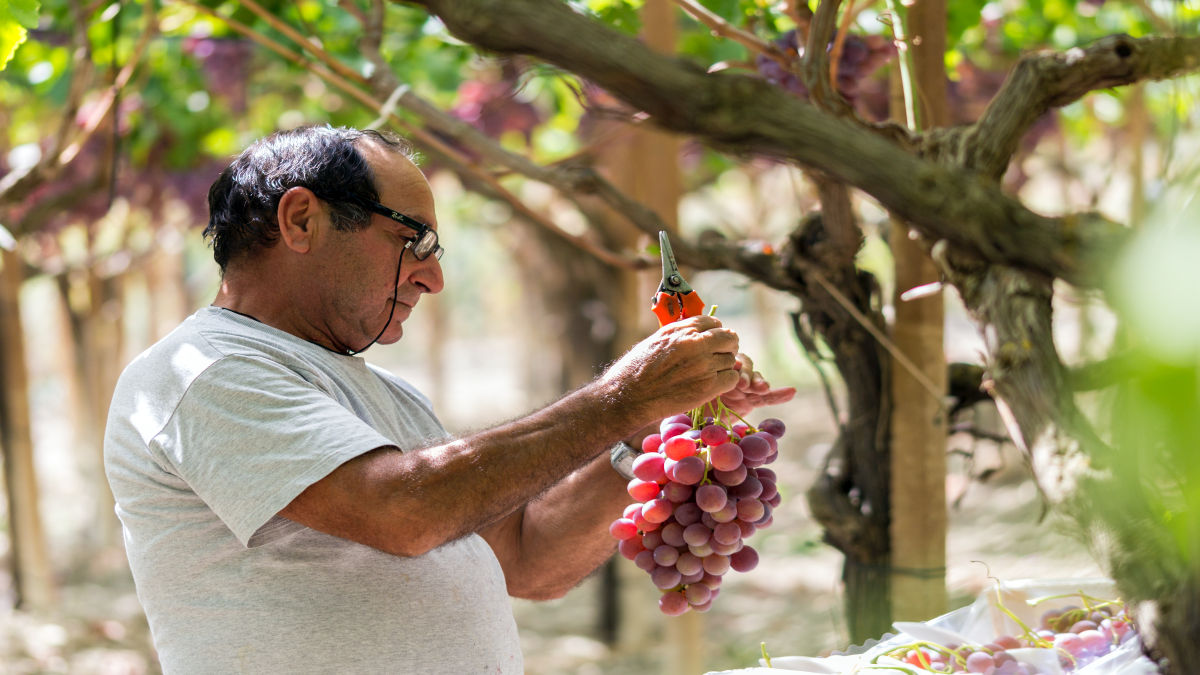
[651,289,706,327]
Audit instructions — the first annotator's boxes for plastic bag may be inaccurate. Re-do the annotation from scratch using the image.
[707,578,1157,674]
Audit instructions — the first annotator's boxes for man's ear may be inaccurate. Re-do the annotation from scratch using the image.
[276,186,321,253]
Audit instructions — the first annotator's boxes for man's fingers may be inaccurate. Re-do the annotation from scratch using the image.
[708,328,739,355]
[755,386,797,405]
[771,385,796,399]
[715,368,741,393]
[733,365,771,394]
[671,314,722,333]
[750,371,770,392]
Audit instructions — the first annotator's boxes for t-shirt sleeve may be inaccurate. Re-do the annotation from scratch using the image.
[151,354,395,547]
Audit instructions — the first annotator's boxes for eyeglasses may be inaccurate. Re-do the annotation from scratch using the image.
[362,201,444,261]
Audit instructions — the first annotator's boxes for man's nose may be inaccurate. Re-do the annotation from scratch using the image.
[409,254,445,294]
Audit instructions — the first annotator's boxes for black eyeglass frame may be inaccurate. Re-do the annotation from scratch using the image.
[360,201,444,261]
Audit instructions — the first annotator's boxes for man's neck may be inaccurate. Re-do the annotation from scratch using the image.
[213,273,358,356]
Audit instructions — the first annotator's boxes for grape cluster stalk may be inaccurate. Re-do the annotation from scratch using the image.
[881,596,1139,674]
[609,410,786,615]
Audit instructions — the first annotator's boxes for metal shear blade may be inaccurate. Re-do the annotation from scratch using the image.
[651,230,705,326]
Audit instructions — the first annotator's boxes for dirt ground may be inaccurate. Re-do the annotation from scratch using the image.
[0,388,1108,675]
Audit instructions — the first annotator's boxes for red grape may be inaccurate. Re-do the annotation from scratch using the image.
[739,434,771,462]
[664,435,699,460]
[702,553,731,575]
[632,452,667,483]
[713,464,748,486]
[627,479,660,502]
[712,521,742,546]
[965,651,994,673]
[682,522,712,547]
[758,418,786,437]
[658,590,688,616]
[650,566,682,590]
[729,476,763,499]
[641,530,663,549]
[699,424,729,446]
[659,421,691,441]
[662,481,693,503]
[609,518,638,540]
[730,545,759,572]
[660,522,686,547]
[684,583,712,606]
[669,455,706,485]
[675,552,703,576]
[709,441,743,471]
[695,484,728,512]
[673,501,702,526]
[618,538,644,560]
[640,433,662,453]
[652,545,680,567]
[641,498,673,524]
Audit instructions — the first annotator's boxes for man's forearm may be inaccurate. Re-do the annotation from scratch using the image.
[481,453,630,600]
[362,382,645,556]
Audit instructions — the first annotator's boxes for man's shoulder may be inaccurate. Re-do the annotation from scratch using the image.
[114,308,301,406]
[126,307,318,377]
[119,309,224,382]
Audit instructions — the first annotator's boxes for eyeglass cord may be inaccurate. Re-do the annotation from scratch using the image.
[344,246,406,356]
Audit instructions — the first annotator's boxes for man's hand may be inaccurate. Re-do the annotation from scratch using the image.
[598,315,742,424]
[714,353,796,419]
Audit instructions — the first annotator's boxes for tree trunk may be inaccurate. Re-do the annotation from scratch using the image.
[888,0,949,623]
[620,3,708,671]
[795,213,893,643]
[0,249,55,612]
[587,0,699,666]
[1147,574,1200,675]
[56,267,126,557]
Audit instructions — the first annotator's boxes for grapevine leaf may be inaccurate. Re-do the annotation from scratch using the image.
[0,0,40,71]
[582,0,642,35]
[5,0,38,27]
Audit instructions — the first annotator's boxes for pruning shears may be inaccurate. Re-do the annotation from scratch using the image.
[651,230,705,326]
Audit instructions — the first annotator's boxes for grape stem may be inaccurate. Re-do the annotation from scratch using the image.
[759,641,772,668]
[876,641,962,672]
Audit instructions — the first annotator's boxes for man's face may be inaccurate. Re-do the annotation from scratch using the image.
[317,144,445,351]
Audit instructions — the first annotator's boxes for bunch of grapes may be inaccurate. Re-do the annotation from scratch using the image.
[609,412,786,615]
[753,29,897,106]
[886,599,1137,673]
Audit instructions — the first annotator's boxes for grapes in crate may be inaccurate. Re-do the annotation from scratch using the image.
[884,594,1139,674]
[609,412,785,615]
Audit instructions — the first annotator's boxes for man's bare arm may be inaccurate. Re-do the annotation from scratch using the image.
[278,316,740,557]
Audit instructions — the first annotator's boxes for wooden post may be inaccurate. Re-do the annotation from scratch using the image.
[1127,83,1146,230]
[887,0,949,622]
[0,248,55,612]
[597,0,702,669]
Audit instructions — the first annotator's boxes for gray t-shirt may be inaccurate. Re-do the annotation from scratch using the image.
[103,307,522,674]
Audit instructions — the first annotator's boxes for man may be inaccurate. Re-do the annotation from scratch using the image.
[104,125,794,673]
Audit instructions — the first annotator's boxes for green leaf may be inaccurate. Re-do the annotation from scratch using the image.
[4,0,38,27]
[0,0,40,71]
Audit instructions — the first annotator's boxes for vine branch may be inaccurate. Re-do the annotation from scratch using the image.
[403,0,1195,289]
